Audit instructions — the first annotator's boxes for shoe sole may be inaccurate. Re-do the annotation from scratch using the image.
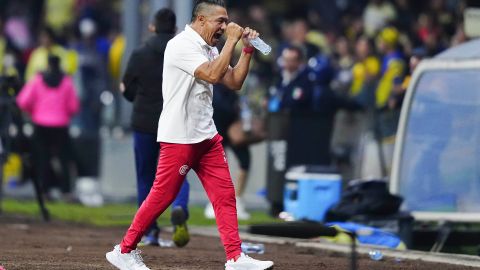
[171,207,190,247]
[106,251,128,270]
[173,224,190,247]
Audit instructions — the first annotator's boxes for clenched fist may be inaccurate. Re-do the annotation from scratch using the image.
[225,22,244,42]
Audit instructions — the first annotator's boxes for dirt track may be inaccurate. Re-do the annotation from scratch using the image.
[0,214,477,270]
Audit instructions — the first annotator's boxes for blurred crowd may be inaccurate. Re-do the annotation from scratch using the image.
[0,0,473,202]
[226,0,469,182]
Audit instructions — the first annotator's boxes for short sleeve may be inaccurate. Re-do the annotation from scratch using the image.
[167,40,208,76]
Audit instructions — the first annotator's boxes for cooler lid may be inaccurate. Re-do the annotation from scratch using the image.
[285,165,341,181]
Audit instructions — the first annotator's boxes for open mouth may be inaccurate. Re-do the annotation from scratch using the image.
[213,32,223,40]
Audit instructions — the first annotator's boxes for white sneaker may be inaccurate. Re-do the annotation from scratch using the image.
[106,245,151,270]
[204,202,215,219]
[225,253,274,270]
[236,197,251,220]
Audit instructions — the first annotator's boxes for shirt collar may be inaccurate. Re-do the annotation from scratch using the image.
[184,24,215,50]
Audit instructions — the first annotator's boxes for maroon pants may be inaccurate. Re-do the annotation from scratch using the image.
[120,134,242,260]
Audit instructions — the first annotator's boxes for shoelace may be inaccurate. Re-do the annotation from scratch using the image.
[131,249,146,266]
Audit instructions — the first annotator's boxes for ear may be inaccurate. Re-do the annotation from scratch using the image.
[198,15,206,26]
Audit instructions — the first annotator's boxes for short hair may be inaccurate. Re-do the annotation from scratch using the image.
[153,8,176,34]
[191,0,226,22]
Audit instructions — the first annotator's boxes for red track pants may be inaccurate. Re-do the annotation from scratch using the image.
[120,134,242,260]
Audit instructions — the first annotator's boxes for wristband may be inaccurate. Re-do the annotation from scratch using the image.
[243,46,254,54]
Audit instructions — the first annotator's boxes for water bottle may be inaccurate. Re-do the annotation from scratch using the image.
[240,96,252,132]
[158,238,174,248]
[368,250,383,261]
[249,37,272,55]
[241,242,265,254]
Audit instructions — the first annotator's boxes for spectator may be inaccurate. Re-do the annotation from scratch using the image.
[72,18,108,134]
[372,26,405,176]
[363,0,397,37]
[331,36,355,95]
[375,26,405,110]
[269,45,314,113]
[350,36,380,102]
[330,36,380,179]
[17,55,79,200]
[278,18,320,61]
[389,48,426,110]
[24,27,77,82]
[44,0,76,37]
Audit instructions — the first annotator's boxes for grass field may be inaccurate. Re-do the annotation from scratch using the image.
[1,198,279,226]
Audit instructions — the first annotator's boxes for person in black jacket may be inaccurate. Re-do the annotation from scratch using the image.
[121,8,190,248]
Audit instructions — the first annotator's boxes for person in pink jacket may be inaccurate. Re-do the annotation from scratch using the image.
[17,55,79,201]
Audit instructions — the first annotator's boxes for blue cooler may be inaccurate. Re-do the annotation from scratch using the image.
[284,166,342,222]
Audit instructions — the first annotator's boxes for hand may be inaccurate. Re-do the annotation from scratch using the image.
[119,82,125,93]
[241,27,259,48]
[225,22,244,42]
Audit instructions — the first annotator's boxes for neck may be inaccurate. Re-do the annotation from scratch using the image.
[190,22,208,44]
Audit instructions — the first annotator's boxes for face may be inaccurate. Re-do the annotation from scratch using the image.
[291,20,308,43]
[335,38,350,57]
[355,38,370,59]
[282,49,302,73]
[199,5,228,46]
[376,38,387,54]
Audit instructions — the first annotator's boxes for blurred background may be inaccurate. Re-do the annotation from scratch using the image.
[0,0,478,218]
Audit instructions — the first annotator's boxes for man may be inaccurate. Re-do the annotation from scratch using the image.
[106,1,274,270]
[267,46,361,215]
[373,26,405,176]
[120,8,190,247]
[268,45,315,113]
[267,45,316,216]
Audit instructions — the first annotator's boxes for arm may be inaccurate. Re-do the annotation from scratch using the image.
[66,76,80,116]
[121,50,140,102]
[220,27,259,90]
[16,75,37,114]
[220,48,253,90]
[194,38,237,84]
[24,50,38,82]
[194,22,244,84]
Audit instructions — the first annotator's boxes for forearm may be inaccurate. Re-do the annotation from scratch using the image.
[222,49,253,90]
[195,39,237,83]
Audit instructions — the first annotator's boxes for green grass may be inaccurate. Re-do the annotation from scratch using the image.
[1,199,280,227]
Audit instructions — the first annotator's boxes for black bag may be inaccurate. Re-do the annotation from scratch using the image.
[325,179,403,222]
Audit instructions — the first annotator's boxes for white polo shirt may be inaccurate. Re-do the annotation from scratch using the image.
[157,25,219,143]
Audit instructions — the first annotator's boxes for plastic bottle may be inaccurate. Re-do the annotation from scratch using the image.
[158,238,174,247]
[249,37,272,55]
[368,250,383,261]
[240,96,252,132]
[241,242,265,254]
